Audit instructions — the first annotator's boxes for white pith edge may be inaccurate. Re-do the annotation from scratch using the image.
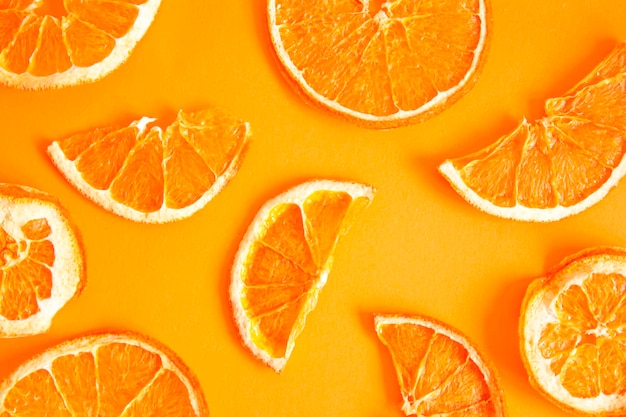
[47,117,252,224]
[522,256,626,414]
[0,185,83,337]
[438,153,626,222]
[374,314,504,415]
[0,0,162,90]
[0,333,207,416]
[230,180,374,372]
[267,0,489,124]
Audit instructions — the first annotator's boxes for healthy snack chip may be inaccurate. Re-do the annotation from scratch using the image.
[0,183,84,338]
[375,314,507,417]
[268,0,491,128]
[440,41,626,222]
[48,106,251,223]
[0,332,209,416]
[520,247,626,416]
[230,180,374,372]
[0,0,161,89]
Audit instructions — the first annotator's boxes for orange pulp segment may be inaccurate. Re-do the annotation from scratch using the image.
[47,106,251,223]
[230,180,374,372]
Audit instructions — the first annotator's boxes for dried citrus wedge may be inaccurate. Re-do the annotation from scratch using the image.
[520,247,626,416]
[439,41,626,222]
[230,180,374,372]
[268,0,491,128]
[0,0,161,89]
[48,106,251,223]
[375,314,506,417]
[0,183,84,338]
[0,332,209,416]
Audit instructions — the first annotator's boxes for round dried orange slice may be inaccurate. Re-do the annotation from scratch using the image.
[48,106,251,223]
[439,41,626,222]
[0,0,161,89]
[230,180,374,372]
[375,314,506,416]
[268,0,491,128]
[0,332,209,416]
[520,247,626,416]
[0,183,84,338]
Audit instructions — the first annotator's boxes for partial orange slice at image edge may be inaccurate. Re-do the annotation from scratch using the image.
[230,180,374,372]
[375,314,507,417]
[0,331,209,416]
[520,247,626,416]
[0,183,85,338]
[47,106,251,223]
[0,0,161,89]
[268,0,491,128]
[439,41,626,221]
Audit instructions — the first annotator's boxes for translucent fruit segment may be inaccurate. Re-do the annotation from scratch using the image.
[538,271,626,397]
[28,16,71,76]
[63,15,115,67]
[3,369,72,416]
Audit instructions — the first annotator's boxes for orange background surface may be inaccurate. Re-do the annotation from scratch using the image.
[1,1,626,416]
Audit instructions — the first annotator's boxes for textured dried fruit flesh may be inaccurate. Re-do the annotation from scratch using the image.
[241,191,356,358]
[0,218,55,320]
[0,341,197,417]
[377,322,498,416]
[538,272,626,397]
[0,0,148,75]
[54,108,248,213]
[449,43,626,209]
[273,0,484,116]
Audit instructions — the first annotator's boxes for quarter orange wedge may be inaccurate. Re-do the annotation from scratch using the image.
[0,332,209,416]
[375,314,506,417]
[0,0,161,89]
[439,41,626,221]
[48,106,251,223]
[0,183,84,338]
[520,247,626,416]
[230,180,374,372]
[268,0,491,128]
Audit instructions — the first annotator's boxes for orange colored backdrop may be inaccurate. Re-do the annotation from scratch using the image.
[2,1,626,416]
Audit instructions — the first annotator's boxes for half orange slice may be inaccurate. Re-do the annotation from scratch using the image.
[230,180,374,372]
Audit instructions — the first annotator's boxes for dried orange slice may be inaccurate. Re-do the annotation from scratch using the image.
[268,0,491,128]
[230,180,374,372]
[375,314,506,416]
[520,247,626,416]
[48,106,251,223]
[439,41,626,222]
[0,183,84,338]
[0,0,161,89]
[0,331,209,416]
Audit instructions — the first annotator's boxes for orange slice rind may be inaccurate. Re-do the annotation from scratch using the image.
[0,0,161,89]
[47,107,251,223]
[0,183,84,337]
[375,314,507,417]
[0,332,209,416]
[230,180,374,372]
